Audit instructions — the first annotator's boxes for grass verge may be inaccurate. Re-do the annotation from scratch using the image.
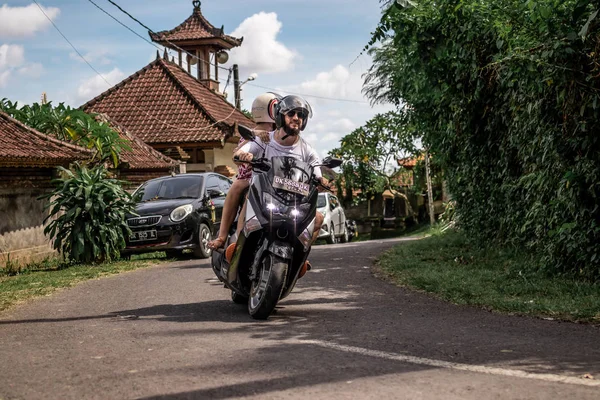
[0,252,167,313]
[376,229,600,324]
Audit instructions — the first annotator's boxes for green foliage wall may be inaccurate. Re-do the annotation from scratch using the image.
[366,0,600,279]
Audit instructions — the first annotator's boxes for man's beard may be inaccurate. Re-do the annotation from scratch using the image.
[283,123,300,137]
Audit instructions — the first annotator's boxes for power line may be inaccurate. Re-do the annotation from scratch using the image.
[33,0,239,133]
[246,83,369,104]
[96,0,369,106]
[33,0,105,84]
[87,0,163,53]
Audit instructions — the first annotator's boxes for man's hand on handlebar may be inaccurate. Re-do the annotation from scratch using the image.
[233,150,254,163]
[317,176,331,192]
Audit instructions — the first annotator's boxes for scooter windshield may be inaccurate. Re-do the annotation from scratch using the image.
[269,156,314,197]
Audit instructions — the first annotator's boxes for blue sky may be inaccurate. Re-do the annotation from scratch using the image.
[0,0,393,157]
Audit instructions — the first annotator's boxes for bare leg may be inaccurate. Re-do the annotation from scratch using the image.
[311,211,324,244]
[236,196,248,238]
[208,179,249,249]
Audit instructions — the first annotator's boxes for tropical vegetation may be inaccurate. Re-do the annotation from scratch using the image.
[362,0,600,280]
[1,99,135,263]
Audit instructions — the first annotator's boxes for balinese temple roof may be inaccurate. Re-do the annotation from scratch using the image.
[0,110,90,168]
[94,114,178,170]
[397,154,424,169]
[81,55,255,145]
[149,1,242,49]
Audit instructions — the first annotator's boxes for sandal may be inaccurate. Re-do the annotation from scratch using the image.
[208,236,226,250]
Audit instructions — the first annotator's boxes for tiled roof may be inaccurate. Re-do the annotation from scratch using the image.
[149,7,242,48]
[95,114,178,170]
[81,57,255,145]
[397,154,424,169]
[0,111,90,168]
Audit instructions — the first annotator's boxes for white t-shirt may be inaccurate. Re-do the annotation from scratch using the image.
[239,131,322,178]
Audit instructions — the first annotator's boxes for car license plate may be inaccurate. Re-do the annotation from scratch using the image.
[273,176,310,196]
[129,230,158,242]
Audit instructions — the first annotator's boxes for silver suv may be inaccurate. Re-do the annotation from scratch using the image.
[317,192,348,244]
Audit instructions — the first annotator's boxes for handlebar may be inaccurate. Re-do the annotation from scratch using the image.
[233,155,333,191]
[233,156,271,171]
[313,177,333,192]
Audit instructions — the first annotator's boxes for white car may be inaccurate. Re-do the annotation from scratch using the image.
[317,192,348,244]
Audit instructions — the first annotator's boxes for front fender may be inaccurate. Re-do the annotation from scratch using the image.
[269,241,293,260]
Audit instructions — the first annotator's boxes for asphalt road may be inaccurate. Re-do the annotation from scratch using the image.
[0,238,599,400]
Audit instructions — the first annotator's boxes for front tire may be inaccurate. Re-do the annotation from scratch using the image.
[248,254,288,319]
[194,223,212,258]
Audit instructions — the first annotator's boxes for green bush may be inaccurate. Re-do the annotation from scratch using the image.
[365,0,600,280]
[42,164,135,264]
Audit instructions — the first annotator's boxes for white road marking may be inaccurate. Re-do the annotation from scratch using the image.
[292,339,600,387]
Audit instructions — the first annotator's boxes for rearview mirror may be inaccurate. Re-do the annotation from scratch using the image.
[321,156,343,169]
[207,189,225,198]
[238,125,256,142]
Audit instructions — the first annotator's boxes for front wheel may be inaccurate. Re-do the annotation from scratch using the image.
[248,254,288,319]
[194,223,212,258]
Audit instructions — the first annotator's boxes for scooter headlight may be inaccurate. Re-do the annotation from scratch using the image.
[263,192,284,214]
[263,193,310,220]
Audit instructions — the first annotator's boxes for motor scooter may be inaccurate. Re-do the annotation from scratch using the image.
[211,125,341,319]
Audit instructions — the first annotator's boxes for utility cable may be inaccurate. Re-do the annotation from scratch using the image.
[96,0,370,105]
[87,0,163,53]
[33,0,239,133]
[246,83,369,104]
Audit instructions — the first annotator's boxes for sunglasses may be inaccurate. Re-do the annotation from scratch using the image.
[285,109,308,119]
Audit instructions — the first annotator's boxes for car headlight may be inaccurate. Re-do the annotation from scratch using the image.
[170,204,193,222]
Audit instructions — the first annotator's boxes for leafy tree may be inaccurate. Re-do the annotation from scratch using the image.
[364,0,600,279]
[0,99,129,168]
[241,108,254,120]
[329,110,419,205]
[41,164,135,264]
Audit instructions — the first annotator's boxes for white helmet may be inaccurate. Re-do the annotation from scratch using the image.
[251,92,281,123]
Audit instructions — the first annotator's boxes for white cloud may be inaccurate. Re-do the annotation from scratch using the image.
[0,44,25,69]
[307,116,359,158]
[298,64,364,101]
[0,4,60,38]
[76,68,125,103]
[227,12,297,75]
[0,70,10,87]
[69,50,112,66]
[18,63,44,78]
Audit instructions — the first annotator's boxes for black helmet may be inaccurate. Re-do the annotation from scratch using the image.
[274,95,313,131]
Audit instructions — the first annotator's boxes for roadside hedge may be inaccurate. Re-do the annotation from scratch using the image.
[365,0,600,279]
